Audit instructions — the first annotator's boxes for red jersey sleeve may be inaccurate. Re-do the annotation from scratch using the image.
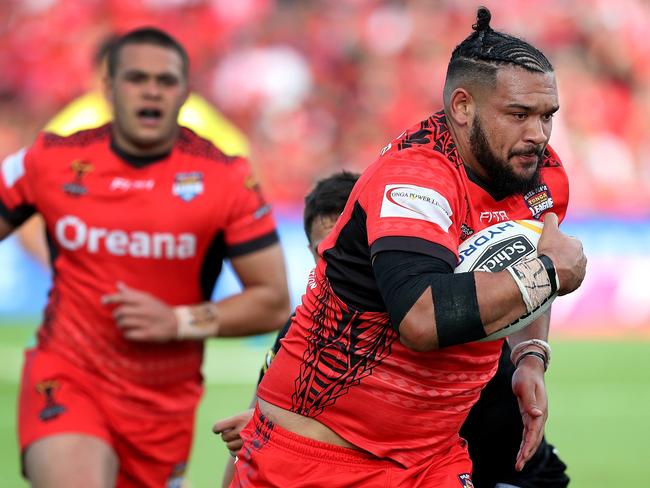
[360,151,465,267]
[222,157,278,256]
[0,137,41,227]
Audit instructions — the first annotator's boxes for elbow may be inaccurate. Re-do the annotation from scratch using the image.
[398,315,440,352]
[269,288,291,330]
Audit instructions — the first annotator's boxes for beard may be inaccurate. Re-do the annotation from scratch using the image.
[469,117,543,196]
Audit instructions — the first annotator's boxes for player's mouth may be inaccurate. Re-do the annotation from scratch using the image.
[136,108,163,127]
[515,153,538,165]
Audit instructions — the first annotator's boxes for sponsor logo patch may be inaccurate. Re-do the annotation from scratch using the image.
[480,210,508,223]
[380,184,453,231]
[172,172,204,202]
[63,159,93,196]
[471,235,536,272]
[524,184,554,219]
[110,177,155,192]
[458,473,475,487]
[54,215,197,259]
[36,380,66,421]
[460,223,475,241]
[244,174,271,219]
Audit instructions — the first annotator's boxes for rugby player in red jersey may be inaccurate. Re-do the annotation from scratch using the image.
[231,7,586,487]
[0,28,290,487]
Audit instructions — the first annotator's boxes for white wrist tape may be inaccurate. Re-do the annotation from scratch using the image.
[506,256,554,314]
[174,303,219,340]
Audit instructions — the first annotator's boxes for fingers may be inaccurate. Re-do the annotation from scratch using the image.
[213,418,238,434]
[515,378,543,419]
[221,428,243,443]
[542,212,558,228]
[516,414,545,471]
[226,439,244,452]
[101,282,149,305]
[214,410,254,434]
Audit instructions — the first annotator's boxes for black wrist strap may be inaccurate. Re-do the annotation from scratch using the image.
[515,350,548,371]
[537,254,558,295]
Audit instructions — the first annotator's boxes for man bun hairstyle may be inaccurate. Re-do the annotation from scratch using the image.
[107,27,189,79]
[444,7,553,103]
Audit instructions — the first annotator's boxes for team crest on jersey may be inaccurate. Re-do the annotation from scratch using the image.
[458,473,475,487]
[244,174,271,219]
[63,159,93,196]
[524,184,554,219]
[172,172,204,202]
[36,380,66,421]
[460,223,475,241]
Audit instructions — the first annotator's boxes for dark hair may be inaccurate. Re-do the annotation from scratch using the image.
[444,7,553,101]
[107,27,189,78]
[94,35,118,67]
[303,170,359,240]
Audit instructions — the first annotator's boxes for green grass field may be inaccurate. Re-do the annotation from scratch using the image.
[0,323,648,487]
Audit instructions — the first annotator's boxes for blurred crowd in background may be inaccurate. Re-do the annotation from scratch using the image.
[1,0,649,214]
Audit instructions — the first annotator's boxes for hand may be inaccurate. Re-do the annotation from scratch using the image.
[101,282,178,342]
[213,409,254,454]
[537,212,587,296]
[511,354,548,471]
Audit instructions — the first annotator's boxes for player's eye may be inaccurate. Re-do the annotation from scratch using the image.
[158,75,179,87]
[124,72,148,83]
[513,113,528,121]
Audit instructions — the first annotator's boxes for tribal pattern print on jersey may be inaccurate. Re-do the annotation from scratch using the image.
[292,273,397,417]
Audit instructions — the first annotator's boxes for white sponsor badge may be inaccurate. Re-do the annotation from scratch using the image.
[380,183,453,231]
[1,147,27,188]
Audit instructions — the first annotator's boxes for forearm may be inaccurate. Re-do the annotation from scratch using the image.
[176,286,290,339]
[214,285,290,336]
[508,308,550,345]
[474,270,529,336]
[401,269,528,350]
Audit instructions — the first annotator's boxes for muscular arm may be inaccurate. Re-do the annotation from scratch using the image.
[15,215,49,266]
[214,242,291,336]
[399,269,527,351]
[387,213,584,351]
[104,243,291,341]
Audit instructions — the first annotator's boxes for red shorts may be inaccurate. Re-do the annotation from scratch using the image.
[18,349,196,488]
[230,404,474,488]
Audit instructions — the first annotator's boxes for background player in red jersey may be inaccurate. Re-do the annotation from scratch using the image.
[232,7,586,487]
[17,34,251,268]
[0,27,290,487]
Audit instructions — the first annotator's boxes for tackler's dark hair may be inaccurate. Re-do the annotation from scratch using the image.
[303,171,359,241]
[107,27,189,79]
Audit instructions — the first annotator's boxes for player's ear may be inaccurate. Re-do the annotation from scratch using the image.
[447,88,475,127]
[102,75,114,103]
[181,85,190,105]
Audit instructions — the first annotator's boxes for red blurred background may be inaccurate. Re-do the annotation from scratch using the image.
[1,0,649,213]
